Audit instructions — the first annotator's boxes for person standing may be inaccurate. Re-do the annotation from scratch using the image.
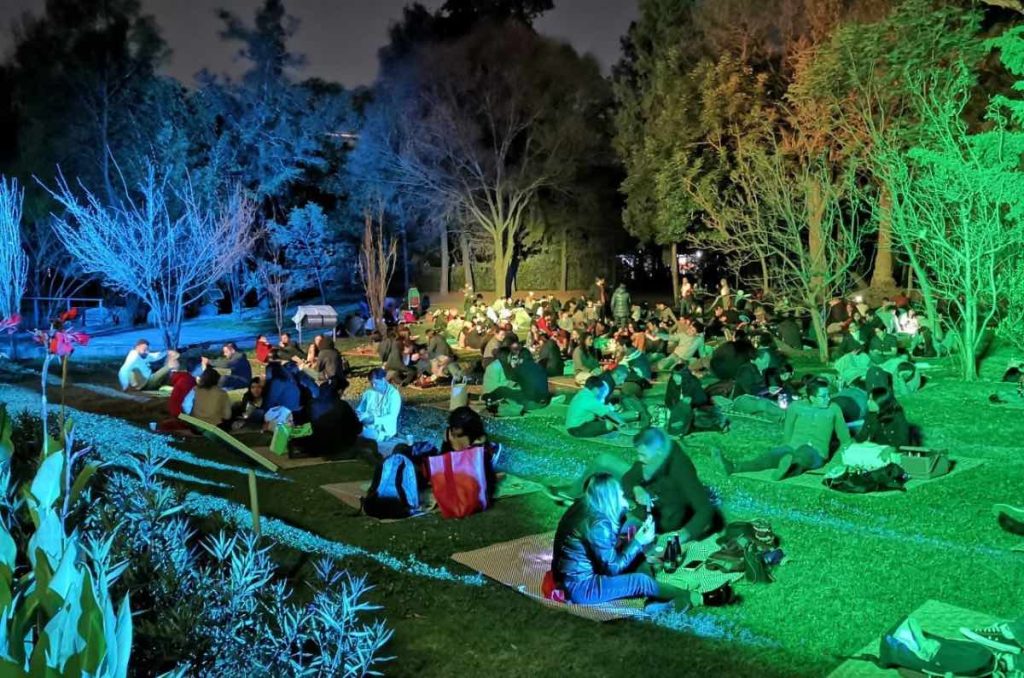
[611,283,632,328]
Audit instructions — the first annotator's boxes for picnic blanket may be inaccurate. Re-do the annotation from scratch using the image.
[546,423,638,449]
[320,473,539,522]
[451,532,742,623]
[732,457,985,494]
[827,599,998,677]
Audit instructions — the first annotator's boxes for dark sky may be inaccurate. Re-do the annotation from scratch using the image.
[0,0,638,87]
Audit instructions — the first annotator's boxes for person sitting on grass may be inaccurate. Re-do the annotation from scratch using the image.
[535,330,565,377]
[713,379,851,480]
[274,332,304,363]
[233,377,266,431]
[546,428,723,541]
[564,376,626,438]
[572,333,602,386]
[598,365,651,428]
[664,363,728,436]
[356,368,402,443]
[551,473,702,610]
[311,334,347,396]
[254,335,273,364]
[159,363,197,433]
[289,385,363,459]
[482,347,527,413]
[190,366,232,430]
[203,341,251,390]
[118,339,178,391]
[855,386,913,448]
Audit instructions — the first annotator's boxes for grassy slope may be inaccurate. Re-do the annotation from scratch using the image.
[6,344,1023,678]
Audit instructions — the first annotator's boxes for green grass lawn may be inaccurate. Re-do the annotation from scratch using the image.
[4,343,1022,678]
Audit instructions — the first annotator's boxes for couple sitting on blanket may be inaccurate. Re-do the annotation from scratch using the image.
[548,428,730,609]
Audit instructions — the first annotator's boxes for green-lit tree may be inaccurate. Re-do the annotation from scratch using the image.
[874,31,1024,380]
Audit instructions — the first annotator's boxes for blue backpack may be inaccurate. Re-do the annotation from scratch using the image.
[362,454,422,519]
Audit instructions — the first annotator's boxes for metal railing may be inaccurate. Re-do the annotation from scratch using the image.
[21,296,107,329]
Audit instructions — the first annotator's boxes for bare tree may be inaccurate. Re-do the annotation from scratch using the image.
[694,141,868,362]
[43,163,257,348]
[358,208,397,333]
[0,177,28,322]
[256,257,289,336]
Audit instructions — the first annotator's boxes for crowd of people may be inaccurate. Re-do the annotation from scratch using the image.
[120,274,948,610]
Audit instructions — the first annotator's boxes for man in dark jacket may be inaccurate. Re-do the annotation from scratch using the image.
[512,351,553,409]
[620,428,723,540]
[611,283,631,327]
[314,337,348,396]
[289,386,363,459]
[536,332,564,377]
[205,342,251,390]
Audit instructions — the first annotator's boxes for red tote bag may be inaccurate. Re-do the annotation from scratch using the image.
[428,446,489,519]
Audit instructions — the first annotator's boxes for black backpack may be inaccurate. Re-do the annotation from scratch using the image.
[361,454,422,519]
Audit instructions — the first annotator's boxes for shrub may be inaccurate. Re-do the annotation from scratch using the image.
[0,409,131,677]
[90,451,393,677]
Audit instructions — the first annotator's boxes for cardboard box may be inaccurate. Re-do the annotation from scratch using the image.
[899,447,950,479]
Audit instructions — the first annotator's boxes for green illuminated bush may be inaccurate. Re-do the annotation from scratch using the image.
[0,406,131,678]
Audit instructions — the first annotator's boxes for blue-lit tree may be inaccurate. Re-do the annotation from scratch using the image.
[43,165,257,349]
[0,177,27,325]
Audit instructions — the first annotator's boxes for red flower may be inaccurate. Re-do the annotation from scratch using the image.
[59,308,79,323]
[66,331,90,347]
[0,315,19,334]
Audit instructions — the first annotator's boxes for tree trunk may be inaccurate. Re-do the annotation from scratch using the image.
[439,226,450,296]
[460,231,474,292]
[401,224,410,294]
[560,223,568,292]
[807,183,827,299]
[810,307,830,364]
[669,242,679,306]
[870,188,896,289]
[493,233,510,298]
[759,254,770,295]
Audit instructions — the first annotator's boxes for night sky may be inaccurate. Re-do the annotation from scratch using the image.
[0,0,638,87]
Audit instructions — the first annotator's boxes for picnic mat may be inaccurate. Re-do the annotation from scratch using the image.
[827,599,997,678]
[451,532,645,622]
[319,481,435,523]
[546,423,637,449]
[451,532,743,623]
[732,457,986,494]
[493,473,544,499]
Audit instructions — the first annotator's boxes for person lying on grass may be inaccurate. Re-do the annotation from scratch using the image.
[551,473,705,611]
[564,376,627,438]
[713,378,851,480]
[547,427,723,542]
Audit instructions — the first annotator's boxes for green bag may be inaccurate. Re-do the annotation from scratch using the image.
[270,422,313,456]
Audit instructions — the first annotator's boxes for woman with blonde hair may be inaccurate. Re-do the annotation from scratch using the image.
[551,473,699,609]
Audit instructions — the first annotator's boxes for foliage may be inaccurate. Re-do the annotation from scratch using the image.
[6,0,169,213]
[90,451,393,677]
[0,176,27,322]
[0,413,130,678]
[266,203,349,304]
[356,20,611,297]
[43,164,257,349]
[874,30,1024,380]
